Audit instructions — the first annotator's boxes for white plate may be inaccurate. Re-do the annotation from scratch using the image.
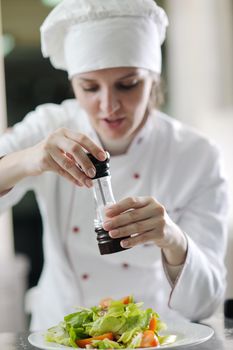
[28,319,214,349]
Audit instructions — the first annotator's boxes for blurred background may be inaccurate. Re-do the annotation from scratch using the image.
[0,0,232,331]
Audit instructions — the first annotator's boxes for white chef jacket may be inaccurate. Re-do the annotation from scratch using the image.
[0,99,229,330]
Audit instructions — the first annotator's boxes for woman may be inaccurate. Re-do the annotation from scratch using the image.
[0,0,229,330]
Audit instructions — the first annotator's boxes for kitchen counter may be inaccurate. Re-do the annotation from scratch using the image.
[0,313,232,349]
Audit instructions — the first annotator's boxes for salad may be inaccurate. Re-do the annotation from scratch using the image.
[45,296,176,348]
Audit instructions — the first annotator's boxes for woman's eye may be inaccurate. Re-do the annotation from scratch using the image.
[117,81,139,90]
[82,86,99,92]
[80,80,140,92]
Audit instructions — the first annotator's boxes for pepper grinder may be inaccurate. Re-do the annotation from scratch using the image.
[224,299,233,329]
[87,152,129,255]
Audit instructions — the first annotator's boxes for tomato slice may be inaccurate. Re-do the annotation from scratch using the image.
[121,296,132,304]
[149,316,157,332]
[76,333,114,348]
[140,330,159,348]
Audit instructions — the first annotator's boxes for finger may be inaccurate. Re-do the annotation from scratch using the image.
[46,154,84,187]
[55,137,97,178]
[120,217,166,248]
[63,129,106,161]
[103,201,163,231]
[108,216,157,238]
[105,197,153,217]
[50,147,93,187]
[120,230,156,249]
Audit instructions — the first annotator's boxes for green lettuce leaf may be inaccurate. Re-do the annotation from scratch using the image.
[126,332,143,348]
[118,327,141,344]
[158,334,177,345]
[45,322,72,347]
[156,319,167,332]
[88,315,126,336]
[64,309,94,328]
[92,339,123,349]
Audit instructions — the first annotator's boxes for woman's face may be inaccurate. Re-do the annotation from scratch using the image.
[72,67,153,142]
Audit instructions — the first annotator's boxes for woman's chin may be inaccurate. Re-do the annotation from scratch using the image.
[100,130,129,141]
[99,128,128,140]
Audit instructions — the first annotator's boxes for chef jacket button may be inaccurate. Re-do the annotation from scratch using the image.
[122,263,129,269]
[82,273,89,280]
[133,173,140,179]
[72,226,80,233]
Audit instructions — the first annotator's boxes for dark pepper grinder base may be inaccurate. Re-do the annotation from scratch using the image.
[95,227,130,255]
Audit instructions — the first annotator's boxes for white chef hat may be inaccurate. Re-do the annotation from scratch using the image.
[40,0,168,78]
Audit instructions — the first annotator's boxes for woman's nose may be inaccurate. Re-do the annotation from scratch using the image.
[100,89,120,116]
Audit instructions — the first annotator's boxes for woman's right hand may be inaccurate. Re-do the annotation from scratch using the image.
[25,127,106,187]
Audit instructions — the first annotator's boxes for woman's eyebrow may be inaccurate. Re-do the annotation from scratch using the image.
[78,72,139,82]
[117,72,139,80]
[78,78,97,82]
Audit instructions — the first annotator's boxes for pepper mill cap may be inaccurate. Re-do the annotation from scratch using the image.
[87,152,110,179]
[224,299,233,319]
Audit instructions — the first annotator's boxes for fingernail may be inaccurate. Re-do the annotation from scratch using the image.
[98,151,107,161]
[103,220,112,230]
[109,229,118,237]
[121,240,128,248]
[87,168,96,178]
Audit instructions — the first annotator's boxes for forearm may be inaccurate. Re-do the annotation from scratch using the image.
[0,150,32,192]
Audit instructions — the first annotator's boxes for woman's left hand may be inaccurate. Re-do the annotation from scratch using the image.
[103,196,187,265]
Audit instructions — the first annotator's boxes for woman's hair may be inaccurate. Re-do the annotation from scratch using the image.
[148,73,165,111]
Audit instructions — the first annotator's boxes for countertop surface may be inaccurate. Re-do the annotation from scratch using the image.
[0,313,233,349]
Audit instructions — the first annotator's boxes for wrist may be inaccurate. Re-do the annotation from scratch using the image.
[5,148,37,179]
[8,148,33,179]
[21,146,41,177]
[0,150,30,192]
[162,224,188,266]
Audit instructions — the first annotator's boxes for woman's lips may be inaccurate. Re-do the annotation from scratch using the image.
[101,117,125,129]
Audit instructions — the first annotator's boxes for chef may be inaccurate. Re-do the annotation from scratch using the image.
[0,0,229,331]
